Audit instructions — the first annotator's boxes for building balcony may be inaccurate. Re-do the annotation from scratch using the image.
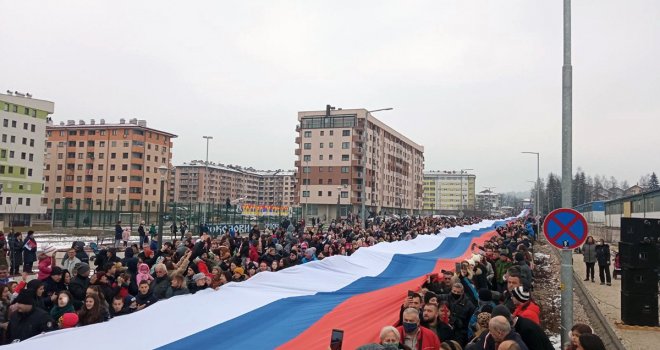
[352,135,362,143]
[294,160,300,168]
[294,149,301,155]
[295,137,301,144]
[351,160,362,167]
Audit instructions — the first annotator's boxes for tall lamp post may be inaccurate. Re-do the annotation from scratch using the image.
[459,168,473,213]
[303,159,309,224]
[522,151,540,231]
[336,186,342,221]
[157,165,168,250]
[202,135,213,223]
[362,107,393,229]
[115,186,122,223]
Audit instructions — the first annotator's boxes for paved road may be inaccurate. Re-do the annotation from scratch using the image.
[573,253,659,350]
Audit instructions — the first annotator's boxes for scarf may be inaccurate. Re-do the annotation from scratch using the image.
[50,303,75,321]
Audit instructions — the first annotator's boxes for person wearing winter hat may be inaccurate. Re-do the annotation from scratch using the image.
[188,272,208,294]
[6,289,57,342]
[489,299,554,350]
[510,286,540,325]
[69,263,91,303]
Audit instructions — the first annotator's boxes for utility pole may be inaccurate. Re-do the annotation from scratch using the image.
[561,0,573,346]
[202,136,213,223]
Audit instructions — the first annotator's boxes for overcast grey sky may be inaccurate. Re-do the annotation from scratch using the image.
[2,1,658,192]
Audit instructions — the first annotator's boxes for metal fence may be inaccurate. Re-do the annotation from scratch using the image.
[51,200,300,233]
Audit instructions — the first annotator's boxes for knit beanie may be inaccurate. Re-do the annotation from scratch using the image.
[511,286,530,303]
[60,313,79,328]
[15,290,36,305]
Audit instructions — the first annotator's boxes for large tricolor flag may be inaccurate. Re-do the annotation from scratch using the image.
[10,215,521,349]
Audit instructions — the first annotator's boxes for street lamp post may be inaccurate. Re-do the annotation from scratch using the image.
[363,108,393,229]
[336,186,342,221]
[304,159,309,224]
[522,152,541,234]
[202,136,213,223]
[157,166,168,250]
[115,186,122,223]
[460,168,473,213]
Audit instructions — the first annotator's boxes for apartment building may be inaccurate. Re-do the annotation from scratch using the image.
[44,119,176,212]
[0,92,54,227]
[173,161,296,207]
[423,171,476,212]
[295,107,424,221]
[476,189,501,212]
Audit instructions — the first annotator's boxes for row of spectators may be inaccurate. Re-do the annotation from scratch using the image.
[356,218,608,350]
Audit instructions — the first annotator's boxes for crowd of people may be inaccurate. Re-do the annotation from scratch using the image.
[354,218,609,350]
[0,214,606,349]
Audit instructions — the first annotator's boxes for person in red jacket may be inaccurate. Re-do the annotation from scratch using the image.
[396,307,441,350]
[510,286,540,325]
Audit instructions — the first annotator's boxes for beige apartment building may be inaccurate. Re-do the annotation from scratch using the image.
[423,170,476,212]
[44,118,176,213]
[295,107,424,221]
[173,161,296,208]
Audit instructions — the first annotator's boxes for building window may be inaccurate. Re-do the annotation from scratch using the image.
[329,130,334,136]
[111,153,116,159]
[303,155,311,162]
[318,191,323,197]
[302,191,310,197]
[319,155,323,160]
[123,153,128,159]
[304,131,311,138]
[341,191,349,198]
[329,155,333,160]
[341,167,349,173]
[342,130,350,136]
[342,155,349,161]
[319,143,324,148]
[302,167,311,173]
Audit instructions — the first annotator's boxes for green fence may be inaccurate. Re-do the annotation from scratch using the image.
[51,200,298,232]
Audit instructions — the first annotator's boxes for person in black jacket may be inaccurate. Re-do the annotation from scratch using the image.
[22,231,37,273]
[8,232,23,275]
[595,239,611,286]
[136,281,158,310]
[6,289,57,343]
[69,263,91,303]
[138,221,147,248]
[114,221,123,248]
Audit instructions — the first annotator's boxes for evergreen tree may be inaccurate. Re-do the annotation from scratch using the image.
[649,172,659,190]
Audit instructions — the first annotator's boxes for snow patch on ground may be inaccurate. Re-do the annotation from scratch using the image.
[534,252,551,260]
[549,333,562,350]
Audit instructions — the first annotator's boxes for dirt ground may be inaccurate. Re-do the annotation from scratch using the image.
[533,240,591,349]
[573,254,660,350]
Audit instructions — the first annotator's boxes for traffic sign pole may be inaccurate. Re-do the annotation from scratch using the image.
[544,208,587,347]
[561,0,574,345]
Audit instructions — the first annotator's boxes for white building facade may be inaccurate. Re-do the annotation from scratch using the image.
[0,92,54,227]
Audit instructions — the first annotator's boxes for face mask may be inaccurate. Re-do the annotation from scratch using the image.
[451,292,462,300]
[403,322,418,333]
[383,341,398,346]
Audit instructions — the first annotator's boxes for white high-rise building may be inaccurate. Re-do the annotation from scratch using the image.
[0,92,54,227]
